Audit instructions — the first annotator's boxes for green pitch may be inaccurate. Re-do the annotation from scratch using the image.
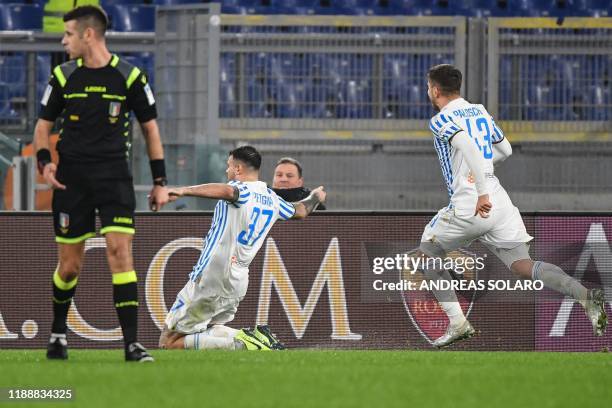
[0,350,610,408]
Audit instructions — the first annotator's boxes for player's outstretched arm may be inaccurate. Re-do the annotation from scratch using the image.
[492,137,512,166]
[292,186,326,219]
[168,183,238,202]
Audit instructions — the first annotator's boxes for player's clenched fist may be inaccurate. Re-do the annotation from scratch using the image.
[311,186,327,203]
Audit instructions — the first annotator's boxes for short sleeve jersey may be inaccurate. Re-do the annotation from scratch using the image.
[188,180,296,298]
[39,54,157,163]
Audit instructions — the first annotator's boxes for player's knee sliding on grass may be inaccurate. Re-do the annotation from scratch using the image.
[159,325,283,351]
[417,64,608,349]
[160,146,325,352]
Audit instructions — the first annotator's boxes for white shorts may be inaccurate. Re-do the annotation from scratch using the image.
[421,204,533,253]
[165,280,242,334]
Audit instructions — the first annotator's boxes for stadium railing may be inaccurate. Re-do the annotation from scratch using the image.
[487,17,612,140]
[1,8,611,211]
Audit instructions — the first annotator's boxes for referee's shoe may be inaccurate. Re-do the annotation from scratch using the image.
[125,342,154,362]
[46,333,68,360]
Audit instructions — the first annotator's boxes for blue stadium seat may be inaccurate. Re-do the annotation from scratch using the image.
[219,53,237,117]
[0,81,19,120]
[152,0,207,5]
[0,3,43,30]
[100,0,146,7]
[36,54,51,103]
[566,55,611,120]
[382,53,442,119]
[463,0,522,17]
[219,81,237,117]
[106,4,155,32]
[121,52,155,85]
[246,77,271,117]
[0,54,26,98]
[37,54,51,81]
[521,55,578,120]
[407,0,463,16]
[348,0,411,16]
[556,0,591,16]
[585,0,610,16]
[220,4,247,14]
[519,0,589,16]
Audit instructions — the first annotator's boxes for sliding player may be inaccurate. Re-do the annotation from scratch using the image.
[159,146,325,351]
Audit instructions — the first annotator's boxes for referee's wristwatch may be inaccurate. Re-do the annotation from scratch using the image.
[153,177,168,187]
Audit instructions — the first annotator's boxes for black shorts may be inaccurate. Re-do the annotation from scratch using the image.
[52,161,136,244]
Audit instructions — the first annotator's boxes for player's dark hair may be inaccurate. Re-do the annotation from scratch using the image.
[230,146,262,170]
[276,157,303,178]
[428,64,462,95]
[63,5,108,37]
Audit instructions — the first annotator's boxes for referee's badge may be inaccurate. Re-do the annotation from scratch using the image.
[59,212,70,234]
[109,101,121,117]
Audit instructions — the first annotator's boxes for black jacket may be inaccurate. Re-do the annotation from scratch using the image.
[272,187,326,210]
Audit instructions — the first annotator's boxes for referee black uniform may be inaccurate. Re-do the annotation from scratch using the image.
[39,54,156,242]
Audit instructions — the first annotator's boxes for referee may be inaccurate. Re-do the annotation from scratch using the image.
[34,6,169,362]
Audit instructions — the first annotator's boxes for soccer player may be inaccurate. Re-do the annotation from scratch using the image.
[419,64,607,348]
[34,6,169,362]
[159,146,326,351]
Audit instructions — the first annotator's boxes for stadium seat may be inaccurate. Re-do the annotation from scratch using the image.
[100,0,146,7]
[555,0,591,16]
[152,0,208,5]
[521,55,577,120]
[0,54,26,98]
[566,55,611,120]
[36,54,51,103]
[219,81,237,117]
[340,0,408,16]
[383,54,437,119]
[246,77,272,117]
[0,3,43,30]
[585,0,610,16]
[106,4,155,32]
[0,81,18,120]
[121,52,155,85]
[219,53,237,117]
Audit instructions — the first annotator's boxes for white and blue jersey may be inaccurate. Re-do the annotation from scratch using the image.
[188,180,295,298]
[429,97,509,215]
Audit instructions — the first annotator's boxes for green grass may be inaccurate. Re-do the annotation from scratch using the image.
[0,350,610,408]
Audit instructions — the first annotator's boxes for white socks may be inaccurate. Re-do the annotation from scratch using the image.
[531,261,588,308]
[423,267,466,328]
[184,325,240,350]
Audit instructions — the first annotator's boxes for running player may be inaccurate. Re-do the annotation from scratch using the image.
[419,64,607,348]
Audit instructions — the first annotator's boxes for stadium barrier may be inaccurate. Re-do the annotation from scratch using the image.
[488,17,612,136]
[0,212,610,352]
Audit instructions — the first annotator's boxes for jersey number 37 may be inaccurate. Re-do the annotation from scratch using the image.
[238,206,273,246]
